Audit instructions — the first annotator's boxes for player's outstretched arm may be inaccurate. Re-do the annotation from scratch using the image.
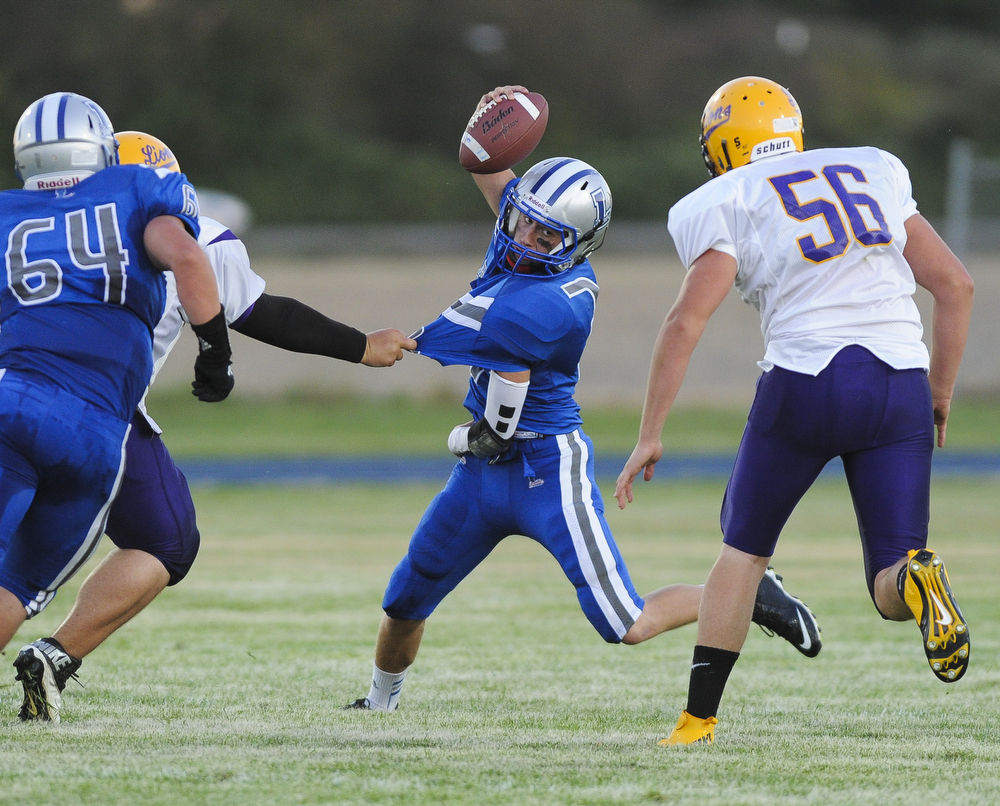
[361,329,417,367]
[231,293,413,366]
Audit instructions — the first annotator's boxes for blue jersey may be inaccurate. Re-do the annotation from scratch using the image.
[413,260,599,434]
[0,165,200,419]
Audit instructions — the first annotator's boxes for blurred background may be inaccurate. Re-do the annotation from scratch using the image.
[4,0,1000,405]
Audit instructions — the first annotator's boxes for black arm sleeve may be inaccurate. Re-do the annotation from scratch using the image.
[230,293,367,363]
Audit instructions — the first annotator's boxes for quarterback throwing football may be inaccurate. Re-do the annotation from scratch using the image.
[346,86,821,713]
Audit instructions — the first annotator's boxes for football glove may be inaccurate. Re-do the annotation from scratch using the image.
[448,419,511,459]
[191,306,234,402]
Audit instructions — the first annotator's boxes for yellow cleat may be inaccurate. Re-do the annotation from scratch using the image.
[658,710,718,746]
[903,548,970,683]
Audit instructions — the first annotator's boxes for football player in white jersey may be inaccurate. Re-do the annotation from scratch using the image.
[14,131,416,722]
[615,76,975,746]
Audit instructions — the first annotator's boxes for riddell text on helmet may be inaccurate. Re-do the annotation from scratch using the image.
[34,176,83,190]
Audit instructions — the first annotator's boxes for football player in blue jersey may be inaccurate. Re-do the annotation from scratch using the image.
[345,86,821,712]
[615,77,974,746]
[0,93,234,715]
[12,130,416,723]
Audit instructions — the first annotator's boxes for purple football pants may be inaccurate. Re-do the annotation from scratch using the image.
[721,345,933,599]
[104,413,200,585]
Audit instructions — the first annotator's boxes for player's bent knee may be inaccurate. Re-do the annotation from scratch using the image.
[160,525,201,585]
[381,557,444,621]
[108,524,200,586]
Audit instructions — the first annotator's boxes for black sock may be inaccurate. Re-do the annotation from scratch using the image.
[43,636,67,653]
[685,644,740,719]
[43,636,82,666]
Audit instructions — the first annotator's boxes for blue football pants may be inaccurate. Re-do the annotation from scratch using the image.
[382,428,645,643]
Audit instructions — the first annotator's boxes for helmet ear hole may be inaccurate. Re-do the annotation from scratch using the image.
[505,208,518,237]
[719,140,733,174]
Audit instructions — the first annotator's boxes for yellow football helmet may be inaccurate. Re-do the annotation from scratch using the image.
[699,76,804,177]
[115,130,180,173]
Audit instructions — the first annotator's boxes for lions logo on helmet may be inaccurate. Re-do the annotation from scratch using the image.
[116,131,180,174]
[699,76,804,177]
[488,157,613,276]
[13,92,118,190]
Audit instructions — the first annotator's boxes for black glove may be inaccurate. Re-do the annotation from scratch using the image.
[190,306,234,402]
[466,418,512,460]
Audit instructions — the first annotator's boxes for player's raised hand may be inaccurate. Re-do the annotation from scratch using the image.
[614,439,663,509]
[476,84,530,115]
[361,328,417,367]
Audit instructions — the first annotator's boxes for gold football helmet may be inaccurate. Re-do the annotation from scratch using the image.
[700,76,804,177]
[115,130,180,173]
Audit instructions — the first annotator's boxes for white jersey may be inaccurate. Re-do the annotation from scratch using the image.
[667,146,928,375]
[138,215,266,431]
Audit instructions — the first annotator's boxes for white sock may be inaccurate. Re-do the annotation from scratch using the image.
[366,663,406,711]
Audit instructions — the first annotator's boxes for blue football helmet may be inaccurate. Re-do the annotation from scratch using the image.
[488,157,612,275]
[13,92,118,189]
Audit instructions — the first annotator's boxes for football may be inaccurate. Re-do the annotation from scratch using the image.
[459,91,548,174]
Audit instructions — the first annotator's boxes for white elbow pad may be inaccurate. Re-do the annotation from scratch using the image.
[483,372,529,438]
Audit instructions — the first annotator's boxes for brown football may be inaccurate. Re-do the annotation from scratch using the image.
[459,91,548,174]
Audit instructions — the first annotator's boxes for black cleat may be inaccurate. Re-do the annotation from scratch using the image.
[14,638,82,723]
[343,697,374,710]
[752,567,822,657]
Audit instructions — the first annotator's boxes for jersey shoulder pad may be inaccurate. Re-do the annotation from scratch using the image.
[488,276,587,345]
[197,215,232,246]
[668,173,738,227]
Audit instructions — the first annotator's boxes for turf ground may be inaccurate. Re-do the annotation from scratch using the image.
[1,398,998,804]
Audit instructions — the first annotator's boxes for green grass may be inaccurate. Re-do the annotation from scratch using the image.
[142,389,1000,456]
[144,388,755,456]
[2,394,998,803]
[1,476,998,805]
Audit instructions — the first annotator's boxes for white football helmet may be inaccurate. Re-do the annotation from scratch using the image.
[13,92,118,189]
[489,157,612,274]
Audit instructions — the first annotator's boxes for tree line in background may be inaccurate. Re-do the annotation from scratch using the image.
[2,0,999,226]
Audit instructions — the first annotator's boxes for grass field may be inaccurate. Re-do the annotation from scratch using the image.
[139,388,1000,456]
[1,396,998,804]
